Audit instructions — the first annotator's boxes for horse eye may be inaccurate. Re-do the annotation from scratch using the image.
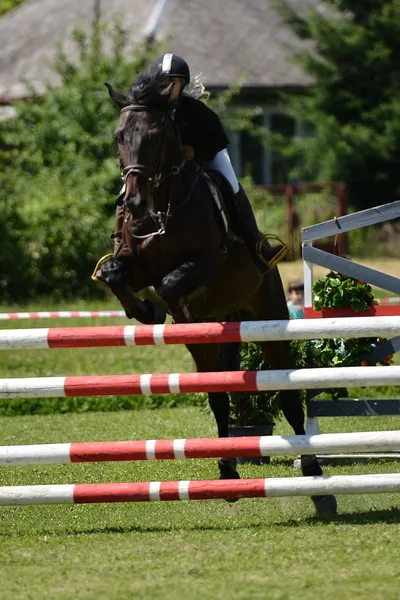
[116,131,124,143]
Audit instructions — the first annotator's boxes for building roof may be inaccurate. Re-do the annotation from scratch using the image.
[0,0,317,101]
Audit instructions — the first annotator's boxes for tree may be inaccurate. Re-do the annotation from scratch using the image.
[1,18,158,188]
[0,16,259,301]
[0,0,26,17]
[0,19,159,300]
[273,0,400,209]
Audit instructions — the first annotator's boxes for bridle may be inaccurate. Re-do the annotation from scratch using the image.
[118,104,186,238]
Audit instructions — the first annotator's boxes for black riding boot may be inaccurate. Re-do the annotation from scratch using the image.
[231,185,288,273]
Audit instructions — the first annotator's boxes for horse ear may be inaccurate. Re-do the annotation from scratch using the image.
[105,83,128,107]
[160,81,175,98]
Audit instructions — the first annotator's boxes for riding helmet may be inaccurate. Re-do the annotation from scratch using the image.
[149,54,190,84]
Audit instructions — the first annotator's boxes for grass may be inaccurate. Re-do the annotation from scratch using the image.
[0,299,196,415]
[0,291,400,599]
[1,408,400,600]
[0,284,399,418]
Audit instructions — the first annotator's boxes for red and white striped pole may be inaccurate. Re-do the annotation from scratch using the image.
[1,431,399,466]
[0,310,126,320]
[1,316,400,349]
[1,473,400,505]
[1,366,400,399]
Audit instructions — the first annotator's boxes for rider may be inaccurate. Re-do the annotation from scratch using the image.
[147,53,288,272]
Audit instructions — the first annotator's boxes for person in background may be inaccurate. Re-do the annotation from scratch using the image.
[287,279,304,319]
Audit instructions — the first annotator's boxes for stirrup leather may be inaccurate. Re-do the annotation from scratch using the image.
[256,234,289,269]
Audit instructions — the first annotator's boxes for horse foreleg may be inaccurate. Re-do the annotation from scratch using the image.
[95,255,167,324]
[113,286,166,324]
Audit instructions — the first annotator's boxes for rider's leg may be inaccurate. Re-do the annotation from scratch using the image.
[210,149,288,272]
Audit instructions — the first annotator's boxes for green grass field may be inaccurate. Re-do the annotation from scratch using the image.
[1,291,400,600]
[1,409,400,600]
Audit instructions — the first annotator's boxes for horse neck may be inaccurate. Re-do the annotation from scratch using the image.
[152,136,185,214]
[151,170,182,216]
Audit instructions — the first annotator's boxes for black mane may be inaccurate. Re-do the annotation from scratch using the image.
[126,71,171,110]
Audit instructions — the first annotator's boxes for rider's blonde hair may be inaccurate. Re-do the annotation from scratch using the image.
[182,73,210,100]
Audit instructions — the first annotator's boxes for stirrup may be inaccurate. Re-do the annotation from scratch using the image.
[91,253,114,284]
[256,234,289,270]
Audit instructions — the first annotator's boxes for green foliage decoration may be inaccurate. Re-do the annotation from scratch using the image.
[233,270,394,423]
[312,270,393,373]
[313,271,376,312]
[230,338,325,426]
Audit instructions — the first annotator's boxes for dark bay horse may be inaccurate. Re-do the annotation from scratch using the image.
[97,73,337,516]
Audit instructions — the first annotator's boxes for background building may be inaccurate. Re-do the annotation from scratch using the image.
[0,0,317,184]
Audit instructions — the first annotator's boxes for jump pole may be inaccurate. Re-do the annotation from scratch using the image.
[1,366,400,398]
[1,473,400,505]
[0,299,398,320]
[1,431,400,466]
[1,316,400,349]
[0,311,126,320]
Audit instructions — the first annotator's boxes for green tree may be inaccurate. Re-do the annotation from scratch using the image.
[0,0,26,17]
[0,17,259,302]
[273,0,400,209]
[0,20,159,301]
[1,19,158,188]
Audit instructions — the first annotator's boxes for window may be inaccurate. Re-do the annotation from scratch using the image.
[270,114,295,185]
[228,107,298,185]
[238,114,265,184]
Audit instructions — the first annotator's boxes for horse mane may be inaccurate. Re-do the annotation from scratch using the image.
[127,71,171,110]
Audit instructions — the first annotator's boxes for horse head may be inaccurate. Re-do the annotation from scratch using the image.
[106,73,184,220]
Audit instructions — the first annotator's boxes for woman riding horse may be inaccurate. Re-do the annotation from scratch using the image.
[92,65,337,517]
[113,54,288,275]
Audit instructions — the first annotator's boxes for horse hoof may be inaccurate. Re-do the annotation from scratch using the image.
[218,458,241,503]
[312,494,338,517]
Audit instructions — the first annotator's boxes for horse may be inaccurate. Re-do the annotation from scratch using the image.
[96,72,337,516]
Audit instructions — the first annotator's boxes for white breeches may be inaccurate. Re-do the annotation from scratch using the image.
[209,149,240,194]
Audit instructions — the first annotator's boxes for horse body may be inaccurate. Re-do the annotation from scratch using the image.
[99,74,337,516]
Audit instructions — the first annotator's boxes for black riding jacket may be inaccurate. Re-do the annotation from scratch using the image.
[173,95,229,163]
